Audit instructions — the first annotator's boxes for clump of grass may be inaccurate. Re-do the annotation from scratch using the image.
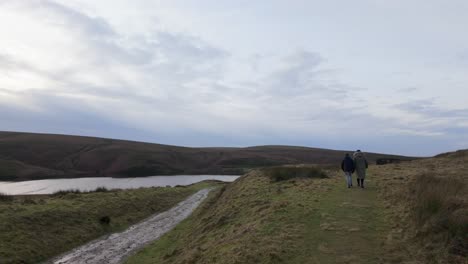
[410,174,467,257]
[264,166,328,182]
[94,187,108,192]
[0,192,13,202]
[99,216,111,225]
[52,189,82,196]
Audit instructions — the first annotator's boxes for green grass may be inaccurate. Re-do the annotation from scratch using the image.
[0,181,221,264]
[126,169,389,264]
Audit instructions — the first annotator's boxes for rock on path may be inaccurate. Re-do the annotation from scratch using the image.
[52,188,213,264]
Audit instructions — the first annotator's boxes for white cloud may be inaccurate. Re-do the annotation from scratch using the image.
[0,0,467,156]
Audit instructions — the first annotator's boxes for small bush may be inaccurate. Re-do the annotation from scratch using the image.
[99,216,111,225]
[94,187,108,192]
[264,166,328,182]
[0,192,13,202]
[52,189,82,196]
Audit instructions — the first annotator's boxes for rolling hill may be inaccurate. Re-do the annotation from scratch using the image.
[0,131,415,181]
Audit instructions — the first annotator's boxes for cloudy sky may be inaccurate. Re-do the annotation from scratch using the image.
[1,0,468,156]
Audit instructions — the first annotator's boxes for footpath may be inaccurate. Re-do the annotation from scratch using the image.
[294,174,390,264]
[50,188,212,264]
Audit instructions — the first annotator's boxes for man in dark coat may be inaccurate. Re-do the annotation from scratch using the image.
[341,153,355,188]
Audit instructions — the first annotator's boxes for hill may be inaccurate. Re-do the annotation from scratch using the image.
[126,150,467,264]
[0,131,414,181]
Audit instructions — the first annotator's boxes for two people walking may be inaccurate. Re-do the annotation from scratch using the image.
[341,150,368,188]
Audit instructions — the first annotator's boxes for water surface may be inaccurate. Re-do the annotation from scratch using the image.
[0,175,240,195]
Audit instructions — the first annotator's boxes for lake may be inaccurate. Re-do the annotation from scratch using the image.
[0,175,240,195]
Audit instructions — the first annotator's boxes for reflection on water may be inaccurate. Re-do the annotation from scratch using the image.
[0,175,240,195]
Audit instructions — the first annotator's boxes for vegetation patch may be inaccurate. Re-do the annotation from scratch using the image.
[0,192,13,202]
[371,150,468,263]
[52,189,82,196]
[410,174,467,257]
[0,181,221,264]
[264,166,328,182]
[94,186,109,192]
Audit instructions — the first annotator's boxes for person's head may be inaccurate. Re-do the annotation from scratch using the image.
[345,153,350,157]
[356,149,361,152]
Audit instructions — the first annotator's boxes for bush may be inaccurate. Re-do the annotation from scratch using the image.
[264,166,328,182]
[52,189,82,196]
[0,192,13,202]
[94,187,108,192]
[99,216,111,225]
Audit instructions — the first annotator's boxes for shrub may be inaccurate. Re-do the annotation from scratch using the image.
[52,189,82,196]
[0,192,13,202]
[94,187,108,192]
[99,216,111,225]
[264,166,328,182]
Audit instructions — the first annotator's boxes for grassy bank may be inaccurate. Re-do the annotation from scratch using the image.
[0,181,221,264]
[372,150,467,263]
[126,166,391,264]
[126,153,467,264]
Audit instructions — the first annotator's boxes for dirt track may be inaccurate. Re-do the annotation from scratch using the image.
[51,188,212,264]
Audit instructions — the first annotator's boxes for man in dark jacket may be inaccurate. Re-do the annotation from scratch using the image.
[341,153,355,188]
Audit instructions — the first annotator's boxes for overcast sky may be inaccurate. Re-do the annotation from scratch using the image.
[1,0,468,156]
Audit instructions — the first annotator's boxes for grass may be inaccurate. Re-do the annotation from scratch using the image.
[0,192,13,201]
[410,174,467,258]
[263,166,328,182]
[127,153,468,264]
[126,168,389,264]
[370,151,468,263]
[0,181,221,264]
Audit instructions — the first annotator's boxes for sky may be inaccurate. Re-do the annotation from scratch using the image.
[1,0,468,156]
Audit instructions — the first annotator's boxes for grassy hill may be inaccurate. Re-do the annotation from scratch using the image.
[126,150,467,264]
[0,131,414,181]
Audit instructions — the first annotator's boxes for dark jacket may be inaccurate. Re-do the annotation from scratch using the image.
[341,156,355,172]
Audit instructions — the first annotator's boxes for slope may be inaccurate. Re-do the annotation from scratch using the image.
[0,131,414,181]
[126,150,467,264]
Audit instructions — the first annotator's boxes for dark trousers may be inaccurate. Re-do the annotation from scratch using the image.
[357,178,365,187]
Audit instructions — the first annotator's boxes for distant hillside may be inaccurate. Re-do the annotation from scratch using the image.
[0,131,414,181]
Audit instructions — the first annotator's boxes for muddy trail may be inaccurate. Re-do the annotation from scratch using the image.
[50,188,213,264]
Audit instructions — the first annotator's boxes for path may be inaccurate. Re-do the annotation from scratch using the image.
[296,175,390,264]
[51,188,212,264]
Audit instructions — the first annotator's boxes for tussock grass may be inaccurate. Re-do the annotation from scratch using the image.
[371,150,468,263]
[52,187,109,196]
[0,192,13,202]
[264,166,328,182]
[94,186,108,192]
[52,189,82,196]
[410,174,467,257]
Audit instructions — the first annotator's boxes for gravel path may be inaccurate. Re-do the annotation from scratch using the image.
[51,188,212,264]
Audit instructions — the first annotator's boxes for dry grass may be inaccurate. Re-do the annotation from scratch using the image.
[410,174,467,258]
[372,150,468,263]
